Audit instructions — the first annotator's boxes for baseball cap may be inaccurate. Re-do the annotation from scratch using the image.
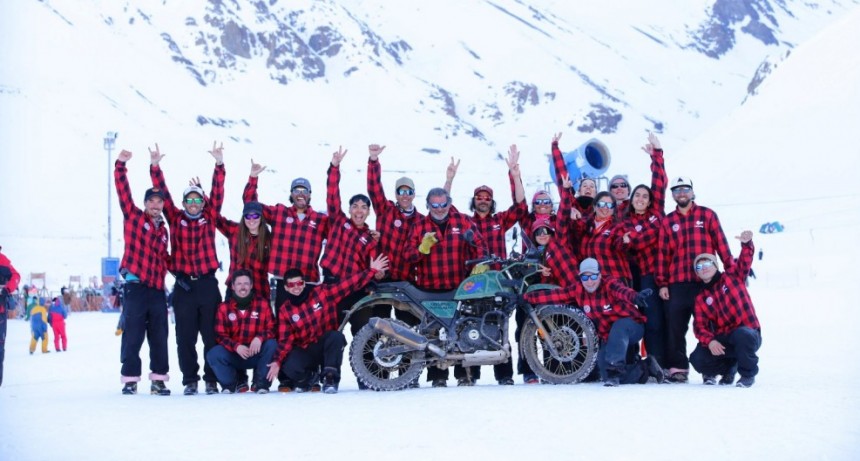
[291,177,312,192]
[578,258,599,275]
[473,185,494,197]
[670,176,693,190]
[395,177,415,191]
[183,185,205,198]
[144,187,165,202]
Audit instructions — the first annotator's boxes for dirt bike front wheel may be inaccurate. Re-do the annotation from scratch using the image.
[521,305,598,384]
[349,318,426,391]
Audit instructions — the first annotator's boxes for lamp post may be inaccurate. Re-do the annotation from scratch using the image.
[104,131,118,257]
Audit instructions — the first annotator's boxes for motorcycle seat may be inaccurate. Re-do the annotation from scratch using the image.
[376,281,459,302]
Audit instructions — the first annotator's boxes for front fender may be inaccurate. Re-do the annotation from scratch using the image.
[525,283,560,293]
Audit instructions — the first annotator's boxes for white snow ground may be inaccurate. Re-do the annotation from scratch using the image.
[2,3,860,461]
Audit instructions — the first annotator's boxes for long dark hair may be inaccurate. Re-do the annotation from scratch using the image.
[236,214,270,263]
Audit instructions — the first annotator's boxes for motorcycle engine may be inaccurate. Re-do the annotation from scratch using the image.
[456,318,502,353]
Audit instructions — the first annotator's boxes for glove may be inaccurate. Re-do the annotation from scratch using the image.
[634,289,653,308]
[470,264,489,275]
[418,232,438,255]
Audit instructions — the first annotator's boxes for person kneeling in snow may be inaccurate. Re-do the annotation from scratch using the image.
[207,270,277,394]
[524,258,664,386]
[689,230,761,388]
[267,255,389,394]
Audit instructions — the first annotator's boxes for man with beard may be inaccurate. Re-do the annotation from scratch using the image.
[461,144,527,385]
[244,160,330,392]
[267,255,389,394]
[150,142,226,396]
[404,188,486,387]
[114,149,171,396]
[207,270,277,393]
[525,258,664,387]
[244,161,330,308]
[657,177,734,383]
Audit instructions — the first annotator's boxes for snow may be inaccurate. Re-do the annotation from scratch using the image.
[3,1,860,460]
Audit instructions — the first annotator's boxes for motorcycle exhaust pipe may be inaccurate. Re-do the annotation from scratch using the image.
[461,350,508,367]
[369,317,446,358]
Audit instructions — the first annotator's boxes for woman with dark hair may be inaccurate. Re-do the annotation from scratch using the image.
[216,201,272,303]
[572,191,631,285]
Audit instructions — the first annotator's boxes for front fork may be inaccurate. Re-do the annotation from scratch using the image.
[520,303,563,358]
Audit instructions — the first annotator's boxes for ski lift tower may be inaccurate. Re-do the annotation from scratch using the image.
[103,132,120,284]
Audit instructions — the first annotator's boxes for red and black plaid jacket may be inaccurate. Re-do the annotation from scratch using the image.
[214,295,275,352]
[404,210,485,290]
[525,276,645,341]
[243,177,329,282]
[274,269,376,363]
[150,163,224,276]
[573,216,632,281]
[115,160,169,290]
[215,216,271,300]
[367,158,423,282]
[320,164,378,278]
[536,189,579,285]
[648,148,668,214]
[693,241,760,346]
[656,203,734,287]
[471,173,528,267]
[620,212,662,276]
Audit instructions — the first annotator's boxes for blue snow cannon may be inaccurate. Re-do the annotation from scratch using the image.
[548,138,611,188]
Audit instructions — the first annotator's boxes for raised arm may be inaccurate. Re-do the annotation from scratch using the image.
[709,211,735,273]
[643,133,667,214]
[443,156,459,195]
[114,150,137,218]
[550,132,569,195]
[208,141,226,213]
[327,146,347,217]
[148,143,178,221]
[729,231,754,279]
[366,144,390,213]
[507,144,526,204]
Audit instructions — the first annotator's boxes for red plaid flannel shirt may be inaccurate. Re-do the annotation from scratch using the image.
[404,210,485,290]
[114,160,169,290]
[656,203,734,287]
[320,164,378,277]
[573,216,632,281]
[537,189,579,285]
[525,276,645,341]
[620,212,662,276]
[215,216,271,299]
[243,176,329,282]
[214,295,275,352]
[274,269,376,363]
[648,148,668,214]
[150,163,224,275]
[693,241,760,346]
[366,158,423,282]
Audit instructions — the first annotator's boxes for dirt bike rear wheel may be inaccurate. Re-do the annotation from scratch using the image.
[521,305,598,384]
[349,318,426,391]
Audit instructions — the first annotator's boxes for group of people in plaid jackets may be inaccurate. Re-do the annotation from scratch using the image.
[113,131,762,395]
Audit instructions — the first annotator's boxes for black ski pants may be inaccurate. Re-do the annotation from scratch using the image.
[172,275,221,385]
[120,283,170,379]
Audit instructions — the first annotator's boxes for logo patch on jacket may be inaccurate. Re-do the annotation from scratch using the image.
[309,220,318,228]
[291,314,300,322]
[228,313,237,321]
[491,224,501,231]
[602,304,612,312]
[706,296,714,306]
[312,302,322,311]
[344,222,352,230]
[672,224,680,232]
[451,226,461,234]
[180,220,188,227]
[695,220,705,228]
[286,217,295,224]
[648,216,658,223]
[359,236,368,244]
[635,225,643,232]
[251,311,259,319]
[583,305,591,313]
[394,219,402,227]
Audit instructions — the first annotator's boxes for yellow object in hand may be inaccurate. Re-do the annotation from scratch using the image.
[418,232,438,254]
[470,264,489,275]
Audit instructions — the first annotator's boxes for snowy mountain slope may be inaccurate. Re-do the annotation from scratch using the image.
[0,0,857,285]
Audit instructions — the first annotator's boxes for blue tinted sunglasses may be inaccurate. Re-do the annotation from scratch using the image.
[397,188,415,196]
[429,201,449,209]
[695,261,716,271]
[533,198,552,206]
[579,274,599,281]
[595,201,615,209]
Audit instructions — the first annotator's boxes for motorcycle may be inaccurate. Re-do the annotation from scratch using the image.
[342,229,598,390]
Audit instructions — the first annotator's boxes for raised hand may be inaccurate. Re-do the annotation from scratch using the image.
[249,159,266,178]
[446,157,460,181]
[642,132,661,154]
[148,143,165,165]
[188,176,202,188]
[208,141,224,164]
[332,145,348,167]
[368,144,386,161]
[507,144,520,169]
[736,230,753,243]
[561,173,573,190]
[117,149,133,162]
[552,132,563,144]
